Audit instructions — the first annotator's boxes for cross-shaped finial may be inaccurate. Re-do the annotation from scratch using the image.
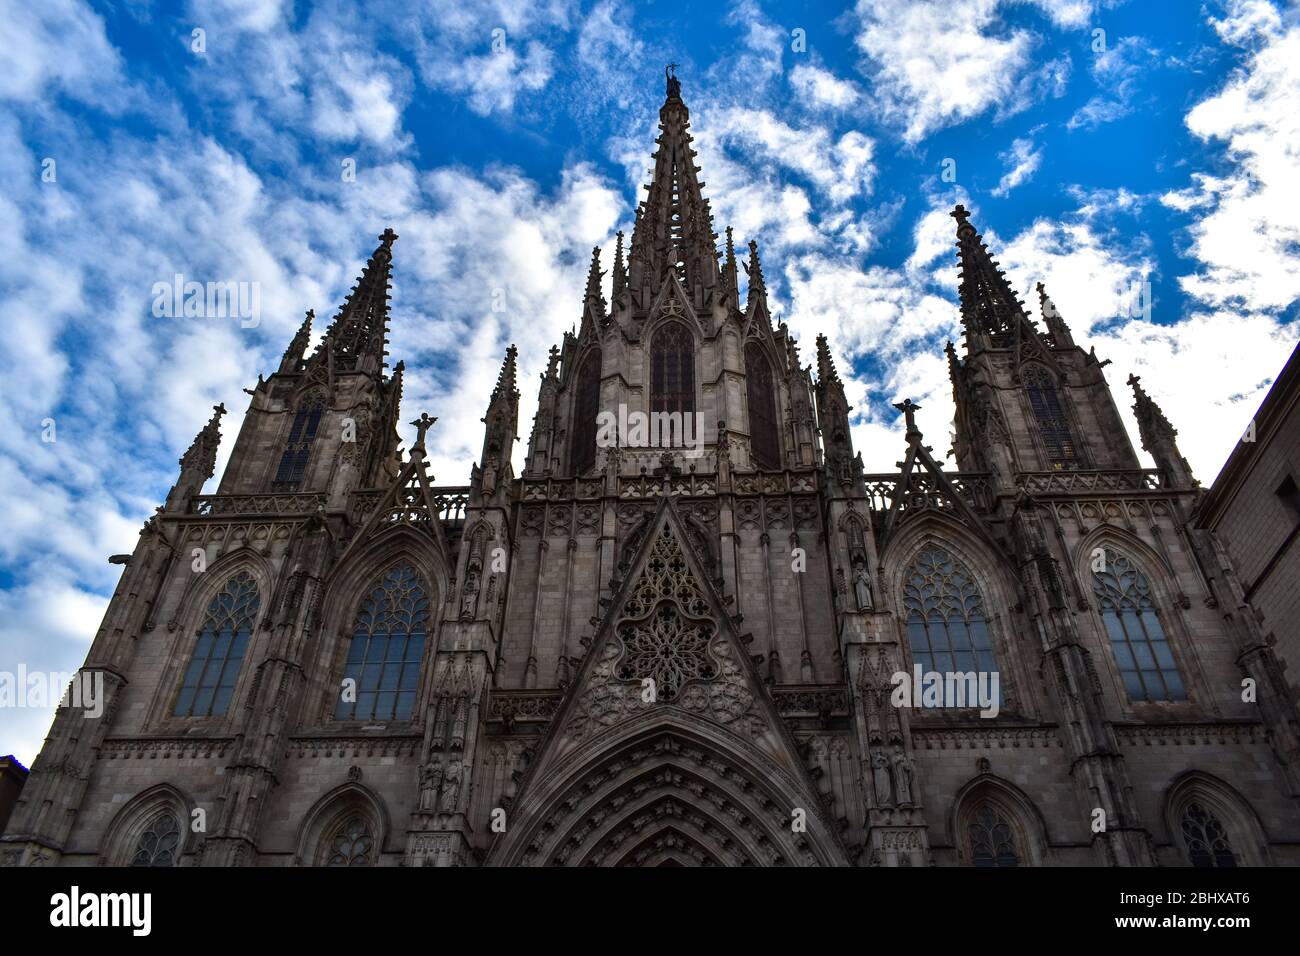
[1126,373,1141,388]
[893,398,922,436]
[411,412,437,450]
[379,227,399,246]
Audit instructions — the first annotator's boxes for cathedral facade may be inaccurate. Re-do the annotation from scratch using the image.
[4,76,1299,868]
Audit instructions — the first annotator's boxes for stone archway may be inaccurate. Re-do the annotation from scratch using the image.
[488,716,848,867]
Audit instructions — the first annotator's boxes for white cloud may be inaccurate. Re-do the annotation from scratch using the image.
[0,0,133,110]
[789,63,862,110]
[850,0,1069,142]
[1162,9,1300,312]
[992,135,1043,196]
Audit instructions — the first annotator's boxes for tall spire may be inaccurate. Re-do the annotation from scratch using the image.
[279,309,314,374]
[723,226,739,305]
[477,345,520,500]
[1036,281,1074,348]
[1128,374,1196,488]
[491,344,520,407]
[310,228,397,375]
[952,205,1030,341]
[584,246,606,310]
[815,333,840,386]
[626,69,720,301]
[744,238,767,313]
[166,403,225,510]
[612,230,627,300]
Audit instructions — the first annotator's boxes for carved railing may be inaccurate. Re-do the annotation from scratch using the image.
[487,690,564,727]
[1015,469,1164,494]
[860,472,994,515]
[771,685,850,718]
[189,493,326,516]
[347,487,471,526]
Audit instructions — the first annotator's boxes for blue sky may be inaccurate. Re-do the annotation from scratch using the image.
[0,0,1297,764]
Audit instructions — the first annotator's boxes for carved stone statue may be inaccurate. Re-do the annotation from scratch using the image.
[419,762,444,812]
[872,751,893,807]
[441,759,463,813]
[852,555,874,610]
[891,750,914,806]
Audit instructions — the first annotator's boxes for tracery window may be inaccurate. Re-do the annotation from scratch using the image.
[968,806,1019,867]
[334,565,430,722]
[273,395,325,490]
[1180,802,1237,868]
[1091,549,1186,702]
[1023,365,1080,470]
[175,571,260,717]
[571,348,602,475]
[902,547,1000,708]
[130,813,181,867]
[651,321,695,446]
[745,342,780,470]
[326,816,375,867]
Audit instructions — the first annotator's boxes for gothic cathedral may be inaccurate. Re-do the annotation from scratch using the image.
[5,75,1298,868]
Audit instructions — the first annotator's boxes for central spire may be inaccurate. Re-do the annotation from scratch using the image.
[627,68,720,303]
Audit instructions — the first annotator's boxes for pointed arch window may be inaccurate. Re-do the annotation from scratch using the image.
[901,547,1000,708]
[745,342,780,470]
[968,805,1020,867]
[273,394,325,490]
[175,571,260,717]
[1092,549,1186,701]
[334,565,430,722]
[651,321,695,446]
[1180,801,1237,868]
[1023,366,1081,470]
[325,815,375,867]
[571,348,602,475]
[130,813,181,867]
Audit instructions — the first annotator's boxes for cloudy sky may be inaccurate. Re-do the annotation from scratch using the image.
[0,0,1297,764]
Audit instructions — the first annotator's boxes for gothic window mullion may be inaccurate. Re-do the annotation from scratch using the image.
[174,571,260,718]
[336,565,430,723]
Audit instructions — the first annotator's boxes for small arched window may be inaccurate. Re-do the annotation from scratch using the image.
[1180,801,1237,868]
[335,565,430,722]
[651,321,695,445]
[968,805,1020,867]
[745,342,780,469]
[273,394,326,490]
[1023,365,1080,470]
[130,812,182,867]
[571,349,602,475]
[175,571,260,717]
[902,546,1000,708]
[325,815,375,867]
[1091,549,1186,701]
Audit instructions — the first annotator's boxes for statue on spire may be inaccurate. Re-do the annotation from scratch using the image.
[665,62,681,99]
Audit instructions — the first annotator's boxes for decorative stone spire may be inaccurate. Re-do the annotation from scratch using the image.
[1128,374,1197,488]
[279,310,313,374]
[309,228,397,375]
[1037,281,1074,348]
[723,226,739,305]
[166,403,225,510]
[744,238,767,312]
[612,230,627,300]
[626,69,720,301]
[815,333,840,386]
[952,205,1030,340]
[525,345,562,477]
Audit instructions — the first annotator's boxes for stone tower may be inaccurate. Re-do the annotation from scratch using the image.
[4,74,1297,868]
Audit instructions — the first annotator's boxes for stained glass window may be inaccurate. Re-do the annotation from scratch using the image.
[902,547,1000,708]
[326,816,374,866]
[273,396,325,490]
[1023,366,1080,470]
[571,349,601,475]
[1092,550,1186,701]
[175,571,260,717]
[334,565,430,722]
[130,813,181,867]
[969,806,1019,867]
[651,321,695,445]
[745,342,780,470]
[1181,802,1237,867]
